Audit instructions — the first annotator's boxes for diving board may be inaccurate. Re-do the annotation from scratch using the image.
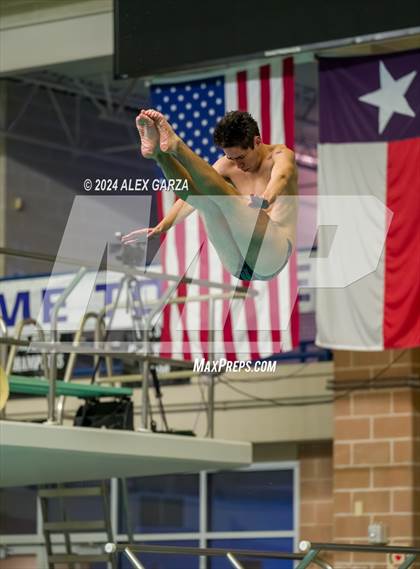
[8,375,133,398]
[0,421,252,487]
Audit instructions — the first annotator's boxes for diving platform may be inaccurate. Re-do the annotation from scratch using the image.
[0,421,252,487]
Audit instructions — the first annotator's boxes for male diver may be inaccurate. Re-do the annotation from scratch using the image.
[122,109,297,280]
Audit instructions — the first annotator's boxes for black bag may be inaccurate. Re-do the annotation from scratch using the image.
[73,397,134,430]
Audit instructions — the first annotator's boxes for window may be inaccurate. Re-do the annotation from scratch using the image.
[0,486,37,534]
[46,480,110,525]
[119,474,200,534]
[208,469,294,532]
[0,463,297,569]
[119,464,297,569]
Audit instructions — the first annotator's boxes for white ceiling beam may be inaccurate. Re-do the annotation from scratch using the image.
[0,11,113,75]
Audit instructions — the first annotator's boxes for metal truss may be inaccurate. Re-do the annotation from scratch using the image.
[0,70,318,168]
[0,70,148,167]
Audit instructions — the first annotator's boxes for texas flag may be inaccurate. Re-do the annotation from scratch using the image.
[316,49,420,350]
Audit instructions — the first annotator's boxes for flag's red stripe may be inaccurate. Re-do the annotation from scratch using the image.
[156,192,172,358]
[384,138,420,348]
[261,62,281,353]
[260,65,271,143]
[238,69,260,359]
[237,71,248,110]
[222,267,237,360]
[289,251,300,348]
[283,57,294,150]
[283,56,299,348]
[174,219,192,359]
[268,278,282,353]
[241,290,259,359]
[198,217,209,359]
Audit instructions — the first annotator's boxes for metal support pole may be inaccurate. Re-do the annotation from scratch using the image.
[120,478,134,544]
[296,549,321,569]
[139,277,180,430]
[141,353,150,430]
[399,555,418,569]
[207,298,216,438]
[46,267,88,424]
[227,553,245,569]
[57,311,103,424]
[124,548,146,569]
[314,558,333,569]
[0,319,8,368]
[138,286,150,431]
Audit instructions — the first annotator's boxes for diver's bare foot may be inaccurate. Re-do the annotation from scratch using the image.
[136,111,159,158]
[144,109,180,154]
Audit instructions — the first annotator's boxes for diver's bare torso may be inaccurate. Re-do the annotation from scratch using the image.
[218,144,297,194]
[215,143,298,244]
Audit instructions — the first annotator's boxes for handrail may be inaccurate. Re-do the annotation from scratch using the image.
[4,318,49,377]
[1,318,47,417]
[95,290,250,319]
[0,246,257,296]
[0,250,257,430]
[104,543,303,560]
[95,312,113,378]
[0,337,29,347]
[56,311,112,424]
[299,541,420,555]
[3,340,195,365]
[0,317,8,369]
[297,541,420,569]
[47,267,88,424]
[96,370,197,383]
[0,318,7,336]
[104,542,420,569]
[0,366,8,412]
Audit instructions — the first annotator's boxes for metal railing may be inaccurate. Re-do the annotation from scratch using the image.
[298,541,420,569]
[0,245,257,432]
[104,541,420,569]
[4,318,49,377]
[56,310,113,424]
[104,543,305,569]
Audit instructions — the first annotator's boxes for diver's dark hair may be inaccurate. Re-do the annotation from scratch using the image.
[213,111,260,149]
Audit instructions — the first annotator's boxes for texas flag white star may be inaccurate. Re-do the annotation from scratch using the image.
[358,61,417,134]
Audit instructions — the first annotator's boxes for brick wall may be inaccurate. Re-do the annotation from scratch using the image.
[299,442,334,543]
[333,348,420,568]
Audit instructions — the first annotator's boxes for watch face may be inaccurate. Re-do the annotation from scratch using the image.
[250,196,269,209]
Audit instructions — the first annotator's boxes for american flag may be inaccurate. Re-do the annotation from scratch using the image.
[151,58,299,360]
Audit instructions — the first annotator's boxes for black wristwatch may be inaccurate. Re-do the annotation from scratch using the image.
[249,195,270,209]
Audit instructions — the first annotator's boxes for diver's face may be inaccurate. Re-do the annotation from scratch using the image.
[223,137,260,172]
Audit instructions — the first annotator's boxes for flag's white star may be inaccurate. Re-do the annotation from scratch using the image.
[358,61,417,134]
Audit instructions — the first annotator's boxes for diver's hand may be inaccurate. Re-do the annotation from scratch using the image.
[121,223,166,245]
